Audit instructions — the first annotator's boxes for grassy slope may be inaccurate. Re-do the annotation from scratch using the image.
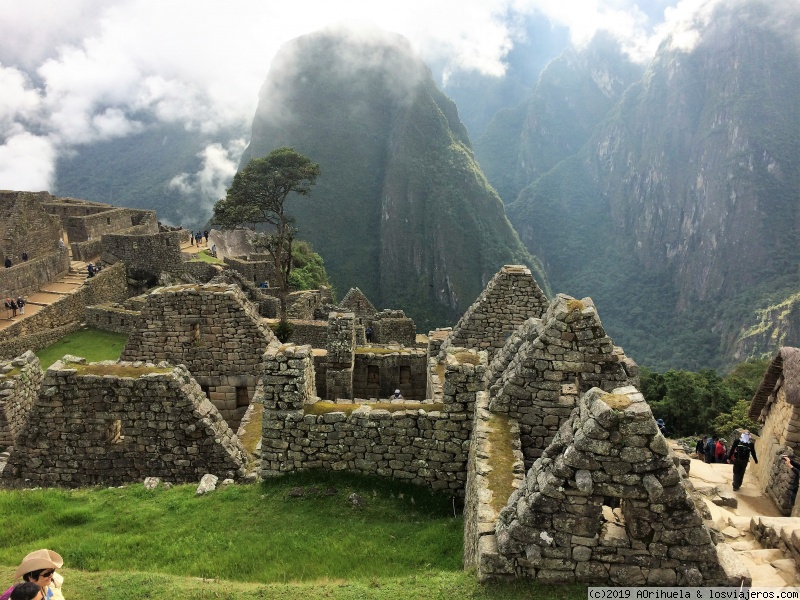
[0,472,587,599]
[35,328,129,370]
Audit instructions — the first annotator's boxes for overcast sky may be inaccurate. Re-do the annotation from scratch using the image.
[0,0,725,195]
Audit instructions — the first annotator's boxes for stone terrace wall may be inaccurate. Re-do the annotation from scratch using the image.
[0,351,43,448]
[0,323,83,362]
[0,263,128,359]
[489,294,637,466]
[64,208,157,242]
[0,249,70,298]
[353,348,427,400]
[121,284,279,427]
[493,386,732,586]
[70,238,103,262]
[442,265,549,361]
[261,345,486,495]
[463,392,525,580]
[85,304,140,334]
[0,358,247,488]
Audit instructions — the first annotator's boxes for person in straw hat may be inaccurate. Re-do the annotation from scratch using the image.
[0,549,64,600]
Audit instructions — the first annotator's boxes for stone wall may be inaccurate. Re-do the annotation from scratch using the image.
[0,323,83,362]
[752,385,800,514]
[339,288,377,319]
[0,351,43,448]
[102,231,185,278]
[260,345,485,495]
[489,295,638,466]
[0,249,70,298]
[0,191,63,265]
[352,348,427,400]
[493,386,732,586]
[326,312,356,400]
[223,256,275,285]
[183,260,221,282]
[64,208,157,242]
[289,320,328,348]
[0,263,129,358]
[372,310,416,346]
[442,265,549,361]
[0,358,247,488]
[463,392,525,580]
[120,283,279,428]
[85,304,140,334]
[70,238,103,262]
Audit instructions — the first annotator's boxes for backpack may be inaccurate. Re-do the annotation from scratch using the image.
[734,443,751,464]
[705,439,716,455]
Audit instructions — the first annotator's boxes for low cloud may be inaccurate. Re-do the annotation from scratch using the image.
[0,128,56,191]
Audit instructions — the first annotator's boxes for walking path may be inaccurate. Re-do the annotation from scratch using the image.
[0,260,90,333]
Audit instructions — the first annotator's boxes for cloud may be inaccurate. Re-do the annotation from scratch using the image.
[169,138,248,218]
[0,128,56,191]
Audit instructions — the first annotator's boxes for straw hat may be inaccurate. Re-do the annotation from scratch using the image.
[14,549,63,579]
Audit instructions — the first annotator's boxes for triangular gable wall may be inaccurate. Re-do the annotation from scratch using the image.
[490,294,637,466]
[0,358,246,487]
[495,386,729,586]
[339,287,377,319]
[442,265,548,361]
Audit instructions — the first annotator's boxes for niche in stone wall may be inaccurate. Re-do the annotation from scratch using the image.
[105,419,124,444]
[200,384,210,399]
[399,366,411,385]
[367,365,379,385]
[236,387,249,408]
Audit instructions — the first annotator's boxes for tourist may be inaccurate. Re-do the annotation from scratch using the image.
[656,419,667,436]
[7,583,43,600]
[705,435,717,463]
[728,430,758,491]
[4,257,11,268]
[4,298,12,320]
[10,299,17,319]
[87,263,95,278]
[203,230,209,245]
[190,231,195,246]
[16,297,25,315]
[694,436,706,459]
[715,437,727,463]
[195,232,202,246]
[57,239,65,251]
[211,244,217,258]
[21,252,28,262]
[0,549,64,600]
[392,389,403,400]
[259,281,268,289]
[365,326,373,344]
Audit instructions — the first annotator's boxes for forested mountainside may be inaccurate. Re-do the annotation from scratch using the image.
[241,27,542,329]
[502,0,800,370]
[55,124,244,228]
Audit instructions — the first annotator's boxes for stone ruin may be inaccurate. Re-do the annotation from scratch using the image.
[490,386,730,585]
[0,356,246,488]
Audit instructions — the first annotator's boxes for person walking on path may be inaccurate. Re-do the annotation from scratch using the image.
[190,231,195,246]
[10,299,17,319]
[4,257,11,268]
[728,430,758,491]
[16,297,25,315]
[203,230,209,246]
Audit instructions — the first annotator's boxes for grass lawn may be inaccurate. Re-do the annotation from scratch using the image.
[35,327,129,369]
[189,249,224,265]
[0,472,588,599]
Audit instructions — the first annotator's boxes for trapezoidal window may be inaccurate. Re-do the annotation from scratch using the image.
[106,419,124,444]
[236,386,250,408]
[367,365,380,385]
[399,366,411,385]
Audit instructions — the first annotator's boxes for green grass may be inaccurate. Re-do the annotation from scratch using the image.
[189,249,224,265]
[0,472,586,599]
[0,567,587,599]
[34,328,129,370]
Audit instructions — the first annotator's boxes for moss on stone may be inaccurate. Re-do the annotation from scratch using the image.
[603,393,632,409]
[455,352,480,365]
[487,414,517,513]
[238,405,263,456]
[1,367,21,378]
[566,299,585,312]
[74,364,172,378]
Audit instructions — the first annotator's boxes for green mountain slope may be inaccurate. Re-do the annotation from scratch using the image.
[508,0,800,369]
[242,27,543,329]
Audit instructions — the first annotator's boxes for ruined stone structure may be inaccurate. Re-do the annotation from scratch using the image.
[260,344,483,494]
[339,287,377,320]
[121,284,280,428]
[749,347,800,515]
[441,265,548,360]
[0,357,246,487]
[0,351,43,449]
[489,295,638,466]
[223,255,275,286]
[467,386,732,585]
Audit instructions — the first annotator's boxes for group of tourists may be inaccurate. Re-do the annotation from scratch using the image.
[695,430,759,491]
[190,230,209,246]
[1,549,64,600]
[86,262,103,278]
[4,296,26,320]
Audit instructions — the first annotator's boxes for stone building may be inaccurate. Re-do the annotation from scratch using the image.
[0,351,42,449]
[0,357,246,488]
[748,347,800,515]
[121,284,280,429]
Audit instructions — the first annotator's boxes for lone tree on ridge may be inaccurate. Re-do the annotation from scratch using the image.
[212,147,320,321]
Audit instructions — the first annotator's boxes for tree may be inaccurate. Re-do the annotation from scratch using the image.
[213,148,320,319]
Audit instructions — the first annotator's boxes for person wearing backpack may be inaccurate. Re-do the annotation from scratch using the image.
[728,430,758,491]
[715,438,727,463]
[705,435,717,463]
